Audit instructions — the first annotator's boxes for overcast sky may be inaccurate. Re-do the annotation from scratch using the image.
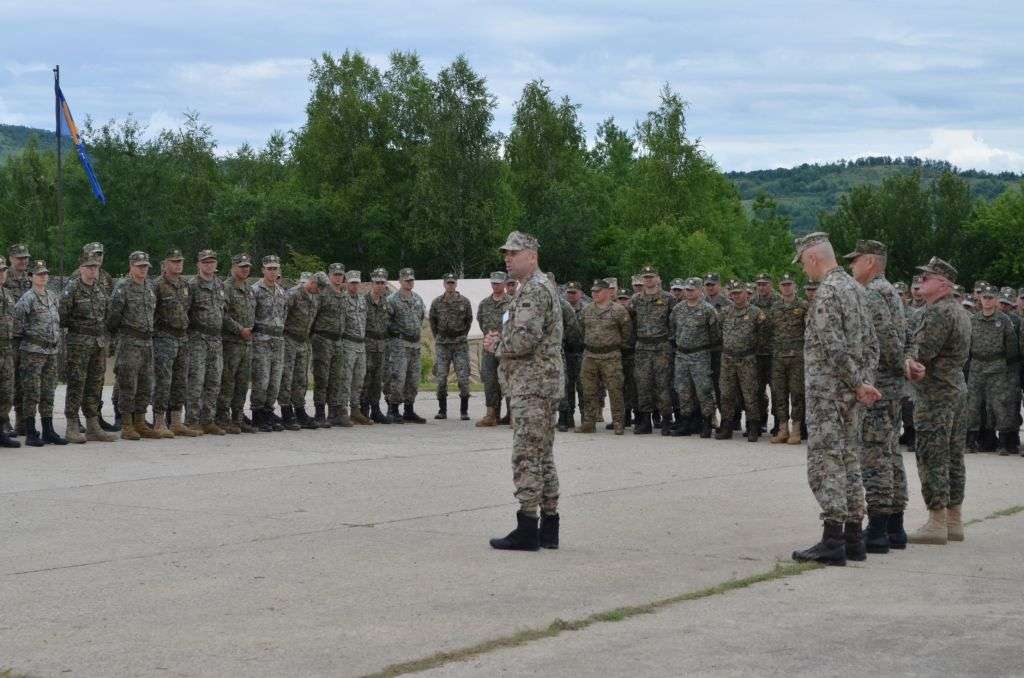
[3,1,1022,172]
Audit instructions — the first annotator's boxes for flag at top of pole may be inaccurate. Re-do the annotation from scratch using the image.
[56,81,106,204]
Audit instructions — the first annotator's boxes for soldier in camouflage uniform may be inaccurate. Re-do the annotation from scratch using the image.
[791,233,880,567]
[384,268,426,424]
[616,288,638,428]
[768,273,807,444]
[488,231,564,551]
[311,263,346,428]
[905,258,972,545]
[361,268,391,424]
[668,277,719,438]
[716,281,769,442]
[151,249,190,439]
[12,260,66,446]
[217,254,256,434]
[250,255,288,432]
[0,257,18,447]
[966,284,1019,453]
[847,240,910,553]
[107,252,159,441]
[339,270,371,426]
[429,274,474,421]
[900,276,927,447]
[185,250,226,436]
[557,281,585,432]
[60,252,116,444]
[576,279,631,434]
[998,286,1021,453]
[5,244,32,434]
[476,271,510,427]
[630,265,676,435]
[279,272,325,429]
[752,272,780,434]
[703,272,729,419]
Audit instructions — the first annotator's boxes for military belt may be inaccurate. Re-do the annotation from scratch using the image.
[69,325,105,337]
[285,329,310,342]
[155,323,187,338]
[390,331,421,343]
[971,351,1005,362]
[343,334,365,343]
[438,332,467,340]
[677,344,711,355]
[314,329,342,341]
[365,330,387,340]
[119,326,153,340]
[253,323,284,337]
[722,349,755,358]
[585,344,621,355]
[636,335,669,345]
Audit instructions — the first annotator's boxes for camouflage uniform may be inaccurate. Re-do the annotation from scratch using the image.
[703,279,730,412]
[429,284,473,401]
[967,307,1018,433]
[14,285,61,418]
[579,288,631,426]
[559,296,584,419]
[361,280,390,409]
[752,285,780,427]
[0,278,16,426]
[476,284,511,409]
[631,278,676,418]
[107,273,157,417]
[768,294,807,425]
[279,281,320,408]
[249,276,288,412]
[60,274,110,419]
[617,291,638,417]
[311,273,346,409]
[385,283,425,405]
[4,250,33,428]
[719,298,769,428]
[186,266,226,427]
[670,290,720,420]
[339,279,368,411]
[152,268,192,416]
[218,263,256,425]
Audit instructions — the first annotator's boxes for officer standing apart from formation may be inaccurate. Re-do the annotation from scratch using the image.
[768,273,807,444]
[186,250,227,436]
[5,244,32,434]
[576,279,631,435]
[249,255,288,432]
[385,268,426,424]
[792,232,880,567]
[107,252,158,441]
[716,280,769,442]
[340,270,372,425]
[361,268,391,424]
[311,263,347,428]
[279,272,325,430]
[218,254,257,434]
[0,257,18,447]
[152,249,191,439]
[669,277,718,438]
[429,274,473,421]
[631,265,676,435]
[475,271,510,427]
[487,231,563,551]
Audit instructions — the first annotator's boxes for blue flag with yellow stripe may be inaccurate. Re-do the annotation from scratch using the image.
[56,84,106,204]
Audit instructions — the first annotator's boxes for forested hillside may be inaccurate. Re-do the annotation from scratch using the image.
[0,124,56,161]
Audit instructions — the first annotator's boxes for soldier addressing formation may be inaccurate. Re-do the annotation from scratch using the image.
[1,226,1017,561]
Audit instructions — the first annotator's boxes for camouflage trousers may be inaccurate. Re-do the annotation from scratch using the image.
[806,395,866,524]
[11,343,23,423]
[385,339,420,405]
[622,351,636,413]
[967,360,1013,431]
[116,339,154,415]
[361,349,385,407]
[511,394,559,514]
[581,354,623,424]
[250,338,284,410]
[339,339,366,409]
[674,351,715,419]
[636,345,673,415]
[480,351,502,408]
[435,341,470,399]
[771,354,805,423]
[152,335,189,413]
[19,350,58,419]
[559,351,583,415]
[311,335,344,407]
[720,353,761,426]
[710,350,722,413]
[859,399,908,514]
[915,391,967,510]
[0,349,13,421]
[756,355,774,425]
[64,339,106,418]
[218,341,251,420]
[279,336,311,408]
[186,335,223,426]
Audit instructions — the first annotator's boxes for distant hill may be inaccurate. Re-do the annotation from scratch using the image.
[0,123,57,161]
[727,156,1024,234]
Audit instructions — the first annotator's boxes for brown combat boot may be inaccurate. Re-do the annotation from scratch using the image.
[120,417,141,441]
[613,419,624,435]
[64,417,87,444]
[171,410,200,437]
[946,505,964,542]
[476,406,498,427]
[134,413,161,440]
[151,411,176,439]
[575,421,596,433]
[908,508,948,545]
[202,422,226,436]
[85,417,117,442]
[350,409,373,425]
[787,420,802,444]
[770,422,789,444]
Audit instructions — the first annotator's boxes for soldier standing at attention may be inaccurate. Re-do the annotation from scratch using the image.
[0,257,19,447]
[900,276,927,447]
[107,252,158,441]
[60,251,116,444]
[361,268,391,424]
[5,244,32,435]
[250,255,288,432]
[279,273,325,430]
[475,272,510,427]
[576,279,631,435]
[218,254,256,434]
[185,250,226,436]
[385,268,426,424]
[152,249,190,439]
[669,277,719,438]
[340,270,372,425]
[556,281,585,432]
[630,265,675,435]
[716,281,769,442]
[847,240,910,553]
[791,233,880,567]
[616,288,638,429]
[965,285,1018,454]
[702,272,729,418]
[13,260,65,446]
[487,232,563,551]
[998,286,1022,454]
[904,258,972,545]
[768,273,807,444]
[753,272,780,434]
[429,274,474,421]
[311,263,347,428]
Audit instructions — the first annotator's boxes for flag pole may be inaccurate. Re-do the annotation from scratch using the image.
[54,64,64,276]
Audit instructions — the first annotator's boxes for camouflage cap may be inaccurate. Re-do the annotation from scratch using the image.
[164,248,184,262]
[962,298,975,308]
[916,256,957,283]
[328,263,345,275]
[80,252,102,267]
[129,251,151,266]
[591,278,611,291]
[669,278,685,290]
[617,288,631,299]
[755,271,772,283]
[197,249,217,262]
[792,231,831,264]
[779,272,797,285]
[262,254,280,268]
[499,230,540,252]
[973,280,989,292]
[703,272,720,284]
[727,279,745,293]
[979,284,997,298]
[804,281,819,291]
[345,270,361,283]
[682,277,701,290]
[746,282,757,294]
[639,265,658,277]
[564,281,581,292]
[0,255,7,270]
[399,267,415,281]
[631,275,642,286]
[371,267,388,282]
[894,282,908,294]
[313,272,330,289]
[32,259,49,275]
[82,242,104,255]
[443,273,457,282]
[298,271,312,283]
[953,284,965,295]
[603,277,618,290]
[490,271,508,284]
[231,253,252,266]
[843,239,887,260]
[505,278,518,286]
[1018,287,1024,298]
[8,244,29,258]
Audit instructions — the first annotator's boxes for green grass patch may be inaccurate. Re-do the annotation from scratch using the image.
[361,561,820,678]
[964,504,1024,527]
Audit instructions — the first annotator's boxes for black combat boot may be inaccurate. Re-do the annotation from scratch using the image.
[24,418,44,447]
[700,416,713,439]
[670,413,690,437]
[314,403,331,428]
[41,417,68,445]
[863,513,890,554]
[434,397,447,420]
[370,401,389,424]
[1012,430,1022,454]
[746,420,760,443]
[489,512,540,551]
[539,513,560,549]
[887,512,908,549]
[660,414,672,436]
[459,396,470,421]
[296,405,318,430]
[792,520,846,566]
[386,403,404,425]
[800,421,808,439]
[652,411,662,427]
[715,421,734,440]
[0,421,20,447]
[556,411,569,433]
[981,428,998,452]
[268,408,284,432]
[498,398,511,425]
[623,408,633,428]
[112,403,122,431]
[403,400,426,423]
[844,520,867,561]
[633,412,652,434]
[279,405,301,431]
[966,431,977,452]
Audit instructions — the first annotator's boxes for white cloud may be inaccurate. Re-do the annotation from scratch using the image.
[4,61,52,77]
[914,129,1024,172]
[174,58,310,91]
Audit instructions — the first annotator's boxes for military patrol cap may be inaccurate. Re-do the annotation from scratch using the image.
[564,281,581,292]
[640,265,658,278]
[313,272,330,289]
[262,254,280,268]
[8,244,29,258]
[32,259,49,275]
[703,272,720,284]
[82,242,104,255]
[631,275,643,286]
[329,263,346,275]
[490,271,508,284]
[591,278,611,292]
[371,267,388,282]
[617,288,631,299]
[804,281,819,291]
[779,272,797,285]
[80,252,102,267]
[399,267,415,281]
[231,253,252,267]
[197,249,217,262]
[444,273,457,282]
[1018,287,1024,299]
[979,284,997,298]
[669,278,685,290]
[916,256,957,283]
[894,282,908,294]
[792,231,830,264]
[843,239,887,260]
[755,272,772,283]
[973,280,989,292]
[129,251,151,266]
[346,270,361,283]
[682,277,701,290]
[999,286,1015,301]
[726,279,745,293]
[962,298,975,308]
[953,284,965,295]
[0,256,7,270]
[164,248,185,262]
[499,230,540,252]
[746,282,757,294]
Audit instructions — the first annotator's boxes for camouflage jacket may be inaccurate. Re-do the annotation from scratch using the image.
[365,292,390,352]
[496,270,564,399]
[341,290,367,341]
[188,274,226,342]
[864,274,907,400]
[60,278,110,348]
[386,290,425,347]
[768,296,807,358]
[312,286,346,338]
[804,267,879,401]
[222,276,256,342]
[476,294,510,336]
[904,302,926,347]
[283,285,319,342]
[704,292,730,314]
[14,289,61,354]
[1006,313,1021,366]
[429,291,473,345]
[68,268,115,296]
[752,293,779,355]
[969,310,1019,374]
[4,270,32,301]
[720,303,768,356]
[908,294,970,398]
[630,289,675,350]
[251,279,288,341]
[0,287,17,350]
[580,301,631,359]
[154,274,191,338]
[107,277,156,345]
[669,301,720,354]
[561,298,583,354]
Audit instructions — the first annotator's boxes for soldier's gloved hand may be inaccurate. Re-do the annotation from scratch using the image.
[855,383,882,406]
